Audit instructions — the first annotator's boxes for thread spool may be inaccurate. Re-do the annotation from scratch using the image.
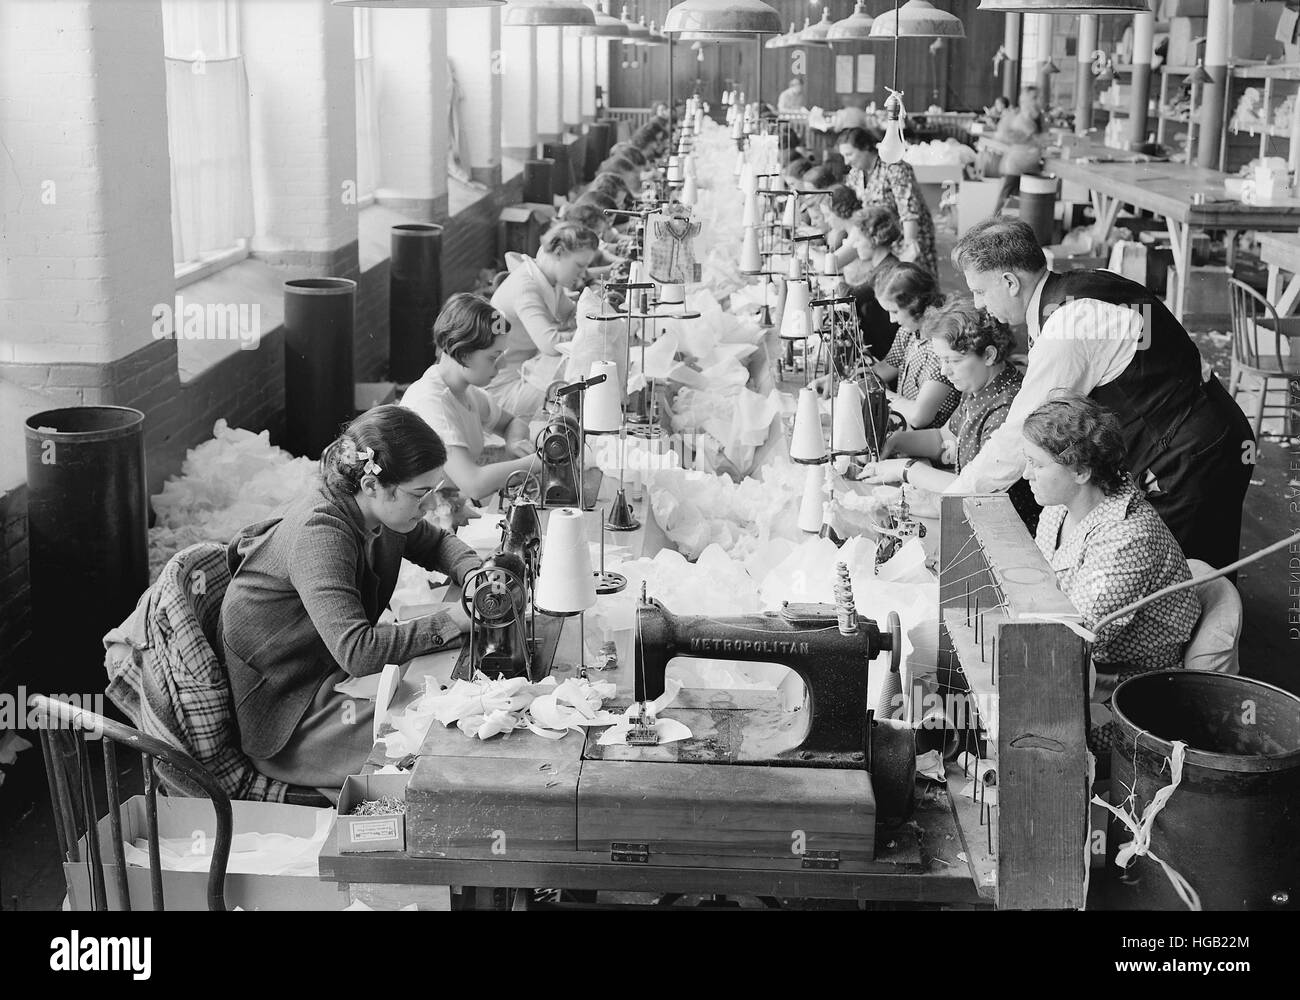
[680,172,697,207]
[741,190,760,228]
[739,162,757,195]
[533,509,596,616]
[914,705,962,760]
[583,361,622,434]
[831,381,868,455]
[780,277,811,341]
[733,149,746,178]
[782,193,798,229]
[789,387,828,464]
[739,226,762,274]
[797,464,826,533]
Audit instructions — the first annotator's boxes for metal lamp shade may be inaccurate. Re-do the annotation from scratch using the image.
[621,6,651,38]
[868,1,966,39]
[662,0,782,35]
[333,0,504,7]
[578,1,631,35]
[503,0,595,24]
[766,21,798,47]
[978,0,1149,11]
[677,31,756,42]
[794,16,830,47]
[800,8,835,44]
[828,1,875,43]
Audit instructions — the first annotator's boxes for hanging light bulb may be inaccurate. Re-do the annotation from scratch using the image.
[878,89,908,165]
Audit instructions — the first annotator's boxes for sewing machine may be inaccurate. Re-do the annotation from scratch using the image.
[449,496,560,684]
[872,492,927,571]
[535,385,602,511]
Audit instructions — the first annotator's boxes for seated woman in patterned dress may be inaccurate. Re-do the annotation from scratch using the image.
[1021,394,1199,753]
[838,127,939,279]
[860,299,1040,532]
[842,205,904,360]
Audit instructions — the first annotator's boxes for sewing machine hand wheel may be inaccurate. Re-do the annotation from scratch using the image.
[460,565,523,626]
[886,611,902,676]
[502,470,541,507]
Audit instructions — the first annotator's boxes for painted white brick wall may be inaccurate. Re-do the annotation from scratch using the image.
[535,26,564,141]
[582,35,598,117]
[243,0,357,253]
[372,8,448,203]
[0,0,173,367]
[563,31,583,129]
[446,7,501,172]
[501,25,538,155]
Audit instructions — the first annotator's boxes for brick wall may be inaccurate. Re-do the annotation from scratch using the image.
[0,172,526,674]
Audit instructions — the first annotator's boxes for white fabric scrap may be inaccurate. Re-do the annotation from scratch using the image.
[123,807,334,877]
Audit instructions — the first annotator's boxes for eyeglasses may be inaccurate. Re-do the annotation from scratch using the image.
[394,484,438,508]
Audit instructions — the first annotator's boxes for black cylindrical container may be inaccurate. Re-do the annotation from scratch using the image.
[585,122,612,180]
[523,159,555,204]
[389,223,444,384]
[543,142,573,199]
[1018,175,1059,246]
[25,406,148,688]
[283,278,357,458]
[1110,671,1300,910]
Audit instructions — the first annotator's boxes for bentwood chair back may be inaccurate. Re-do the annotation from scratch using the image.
[33,694,232,911]
[1226,278,1300,438]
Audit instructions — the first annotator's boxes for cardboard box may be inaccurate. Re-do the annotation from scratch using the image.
[65,796,346,911]
[957,178,1004,236]
[1233,1,1287,62]
[337,773,410,854]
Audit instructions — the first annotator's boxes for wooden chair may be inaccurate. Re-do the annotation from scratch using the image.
[1227,278,1300,439]
[33,694,232,911]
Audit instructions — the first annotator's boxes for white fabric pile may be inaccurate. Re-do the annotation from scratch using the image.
[904,138,977,168]
[148,419,318,579]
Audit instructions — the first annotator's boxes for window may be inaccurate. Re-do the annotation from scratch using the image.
[162,0,254,279]
[355,8,378,206]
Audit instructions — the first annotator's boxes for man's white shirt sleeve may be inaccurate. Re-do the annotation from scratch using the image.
[945,296,1142,495]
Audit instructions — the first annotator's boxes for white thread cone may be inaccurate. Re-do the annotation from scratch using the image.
[731,115,744,139]
[695,108,705,134]
[583,360,622,433]
[628,258,646,286]
[789,387,828,464]
[832,381,868,454]
[534,509,596,615]
[741,190,760,228]
[658,281,684,305]
[733,149,745,177]
[739,162,757,195]
[782,193,798,229]
[667,156,682,183]
[680,172,697,206]
[823,251,840,276]
[780,278,811,341]
[740,226,762,274]
[798,464,827,532]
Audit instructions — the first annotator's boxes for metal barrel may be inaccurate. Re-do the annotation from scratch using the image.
[584,122,612,181]
[1018,174,1059,246]
[1110,671,1300,910]
[542,142,574,199]
[523,159,555,205]
[283,278,357,458]
[389,223,444,384]
[24,406,148,688]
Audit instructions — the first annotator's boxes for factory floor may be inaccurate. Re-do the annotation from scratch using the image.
[2,221,1296,912]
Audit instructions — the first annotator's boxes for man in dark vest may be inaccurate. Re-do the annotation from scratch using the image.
[947,218,1254,569]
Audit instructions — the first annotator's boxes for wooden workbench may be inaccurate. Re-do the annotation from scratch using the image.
[1259,232,1300,314]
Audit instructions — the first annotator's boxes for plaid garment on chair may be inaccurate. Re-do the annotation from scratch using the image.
[104,543,293,802]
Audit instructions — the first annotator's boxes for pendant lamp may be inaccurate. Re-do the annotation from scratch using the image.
[662,0,782,36]
[867,0,965,38]
[334,0,503,6]
[978,0,1149,12]
[795,16,830,47]
[827,1,875,43]
[766,23,796,48]
[621,5,651,38]
[502,0,596,24]
[800,7,836,45]
[579,0,631,35]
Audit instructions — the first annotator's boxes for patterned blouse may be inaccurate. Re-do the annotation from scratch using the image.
[854,160,939,280]
[942,365,1040,531]
[1035,480,1199,672]
[882,329,961,430]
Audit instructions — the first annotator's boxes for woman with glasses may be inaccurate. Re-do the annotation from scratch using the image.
[403,293,538,503]
[220,404,482,798]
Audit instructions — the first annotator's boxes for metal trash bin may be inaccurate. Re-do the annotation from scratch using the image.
[389,224,444,384]
[283,278,357,458]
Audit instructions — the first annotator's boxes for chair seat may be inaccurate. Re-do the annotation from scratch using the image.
[1235,356,1300,378]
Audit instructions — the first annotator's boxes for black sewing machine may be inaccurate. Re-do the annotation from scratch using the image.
[535,382,602,510]
[450,497,558,684]
[630,578,902,768]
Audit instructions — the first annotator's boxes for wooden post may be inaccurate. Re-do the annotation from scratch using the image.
[1076,14,1098,136]
[1128,8,1155,148]
[1034,14,1053,106]
[1198,0,1230,169]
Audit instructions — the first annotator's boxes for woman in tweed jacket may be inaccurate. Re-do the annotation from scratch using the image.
[221,405,482,796]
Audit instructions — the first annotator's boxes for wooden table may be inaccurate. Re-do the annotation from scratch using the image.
[1045,145,1300,321]
[1259,232,1300,315]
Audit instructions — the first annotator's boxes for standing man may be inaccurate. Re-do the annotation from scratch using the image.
[948,218,1254,570]
[777,77,806,113]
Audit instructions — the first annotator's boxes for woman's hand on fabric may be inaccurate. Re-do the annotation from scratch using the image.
[857,459,909,484]
[427,488,480,532]
[506,437,536,459]
[443,602,472,635]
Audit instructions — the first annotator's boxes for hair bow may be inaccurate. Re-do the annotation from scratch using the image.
[358,446,382,477]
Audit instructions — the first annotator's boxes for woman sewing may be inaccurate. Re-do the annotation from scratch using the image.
[221,405,482,797]
[861,300,1038,530]
[838,127,939,279]
[402,294,539,503]
[836,205,904,360]
[818,264,958,430]
[488,222,600,419]
[1022,394,1199,752]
